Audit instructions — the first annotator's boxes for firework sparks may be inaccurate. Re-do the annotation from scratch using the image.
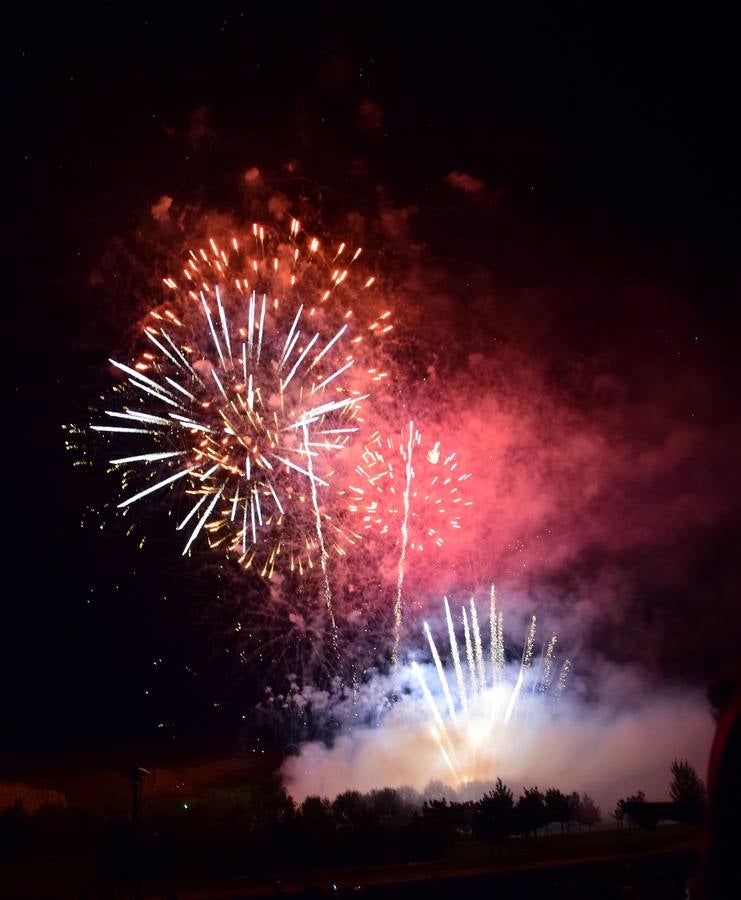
[414,588,569,785]
[538,634,558,694]
[345,422,473,656]
[89,219,393,588]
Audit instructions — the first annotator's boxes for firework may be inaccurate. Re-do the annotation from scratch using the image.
[344,421,472,657]
[413,588,569,784]
[89,219,393,595]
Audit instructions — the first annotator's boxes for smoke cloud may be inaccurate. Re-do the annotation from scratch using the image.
[282,660,713,813]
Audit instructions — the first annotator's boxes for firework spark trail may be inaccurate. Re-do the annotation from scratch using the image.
[489,584,500,686]
[415,589,568,784]
[496,611,505,676]
[424,622,457,722]
[461,605,477,696]
[411,662,460,783]
[347,425,472,648]
[539,634,558,694]
[502,613,540,727]
[471,597,486,692]
[391,420,415,663]
[503,669,525,726]
[522,615,537,672]
[428,727,461,784]
[556,659,572,696]
[302,421,338,654]
[445,595,468,712]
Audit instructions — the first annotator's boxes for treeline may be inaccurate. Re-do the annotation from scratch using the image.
[471,780,601,842]
[134,778,602,873]
[0,759,706,886]
[0,776,602,881]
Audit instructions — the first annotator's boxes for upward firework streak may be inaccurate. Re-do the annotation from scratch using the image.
[346,423,473,658]
[412,589,570,785]
[302,421,338,653]
[392,421,415,662]
[88,220,393,605]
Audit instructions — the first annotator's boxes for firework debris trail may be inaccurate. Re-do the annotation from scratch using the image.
[392,420,415,663]
[414,587,570,785]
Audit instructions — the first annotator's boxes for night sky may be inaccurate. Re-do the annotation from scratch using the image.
[8,9,739,773]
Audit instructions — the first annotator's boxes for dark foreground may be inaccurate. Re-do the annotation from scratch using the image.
[1,825,700,899]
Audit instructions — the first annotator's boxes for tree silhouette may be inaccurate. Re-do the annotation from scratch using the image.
[515,787,546,836]
[473,778,514,844]
[332,790,369,833]
[419,799,460,850]
[669,759,706,811]
[567,792,582,831]
[614,791,646,827]
[611,802,624,828]
[367,788,414,830]
[544,788,572,833]
[299,795,335,851]
[574,793,601,829]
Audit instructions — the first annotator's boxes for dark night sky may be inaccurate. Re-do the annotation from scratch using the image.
[7,8,739,771]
